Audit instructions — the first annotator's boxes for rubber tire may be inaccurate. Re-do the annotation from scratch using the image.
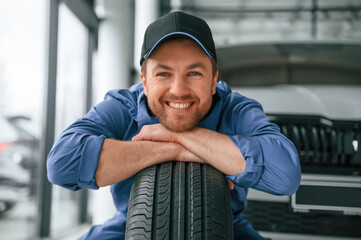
[125,162,234,240]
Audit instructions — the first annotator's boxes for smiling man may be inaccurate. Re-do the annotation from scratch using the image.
[142,38,216,132]
[47,11,301,239]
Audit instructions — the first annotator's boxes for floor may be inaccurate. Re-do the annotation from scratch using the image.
[1,199,360,240]
[50,228,361,240]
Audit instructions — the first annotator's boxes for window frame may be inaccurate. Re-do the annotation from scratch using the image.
[36,0,99,237]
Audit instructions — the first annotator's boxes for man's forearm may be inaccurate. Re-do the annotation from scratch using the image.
[176,127,246,176]
[95,139,178,187]
[132,124,246,176]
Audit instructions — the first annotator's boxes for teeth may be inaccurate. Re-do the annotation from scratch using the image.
[168,102,191,109]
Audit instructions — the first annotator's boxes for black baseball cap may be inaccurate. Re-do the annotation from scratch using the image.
[140,11,217,66]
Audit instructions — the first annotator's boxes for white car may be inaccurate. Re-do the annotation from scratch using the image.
[217,41,361,239]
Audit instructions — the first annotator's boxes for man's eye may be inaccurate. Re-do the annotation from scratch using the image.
[158,72,169,77]
[190,72,200,76]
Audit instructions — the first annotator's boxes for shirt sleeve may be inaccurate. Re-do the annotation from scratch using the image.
[224,95,301,196]
[47,94,132,191]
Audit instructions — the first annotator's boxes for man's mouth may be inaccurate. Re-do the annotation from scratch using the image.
[167,102,192,110]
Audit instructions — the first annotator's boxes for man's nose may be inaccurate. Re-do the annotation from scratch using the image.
[169,76,189,96]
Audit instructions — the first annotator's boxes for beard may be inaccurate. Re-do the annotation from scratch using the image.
[155,107,204,132]
[147,95,212,132]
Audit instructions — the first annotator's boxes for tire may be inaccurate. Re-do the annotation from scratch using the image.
[125,162,233,240]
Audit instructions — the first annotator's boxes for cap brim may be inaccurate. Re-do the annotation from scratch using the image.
[143,32,213,61]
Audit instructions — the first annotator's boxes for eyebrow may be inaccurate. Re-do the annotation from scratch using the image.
[153,64,172,71]
[153,62,207,72]
[186,63,207,71]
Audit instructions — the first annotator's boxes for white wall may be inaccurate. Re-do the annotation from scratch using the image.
[91,0,159,225]
[133,0,159,76]
[93,0,133,105]
[92,0,134,225]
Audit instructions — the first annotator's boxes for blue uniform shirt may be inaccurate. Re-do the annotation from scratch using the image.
[47,81,301,239]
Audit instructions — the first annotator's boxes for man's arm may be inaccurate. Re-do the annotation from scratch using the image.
[177,127,246,176]
[95,139,204,187]
[47,90,205,190]
[133,105,301,196]
[132,124,245,176]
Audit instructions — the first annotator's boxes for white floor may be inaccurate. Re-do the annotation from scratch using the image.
[48,225,90,240]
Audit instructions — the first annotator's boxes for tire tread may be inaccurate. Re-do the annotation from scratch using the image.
[125,162,233,240]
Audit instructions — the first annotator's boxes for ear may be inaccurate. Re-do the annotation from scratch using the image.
[211,70,218,95]
[141,73,148,96]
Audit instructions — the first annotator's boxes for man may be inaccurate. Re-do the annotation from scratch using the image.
[47,11,301,239]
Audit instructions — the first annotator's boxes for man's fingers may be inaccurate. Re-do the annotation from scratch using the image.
[175,144,205,163]
[227,180,234,190]
[131,135,139,141]
[132,124,176,143]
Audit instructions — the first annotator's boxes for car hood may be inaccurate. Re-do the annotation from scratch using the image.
[232,84,361,120]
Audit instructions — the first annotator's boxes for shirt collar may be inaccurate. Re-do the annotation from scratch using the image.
[197,92,222,131]
[134,90,160,129]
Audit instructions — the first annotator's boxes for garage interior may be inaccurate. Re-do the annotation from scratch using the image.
[0,0,360,239]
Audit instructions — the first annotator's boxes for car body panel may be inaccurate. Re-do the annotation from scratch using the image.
[232,85,361,120]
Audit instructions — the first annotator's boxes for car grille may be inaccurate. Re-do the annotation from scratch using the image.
[244,200,361,238]
[269,115,361,175]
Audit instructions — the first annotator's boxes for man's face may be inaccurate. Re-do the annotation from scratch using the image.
[141,38,218,132]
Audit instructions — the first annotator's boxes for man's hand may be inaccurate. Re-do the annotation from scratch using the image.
[133,124,235,190]
[134,123,245,176]
[174,143,206,163]
[227,180,234,190]
[132,124,176,143]
[132,124,204,163]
